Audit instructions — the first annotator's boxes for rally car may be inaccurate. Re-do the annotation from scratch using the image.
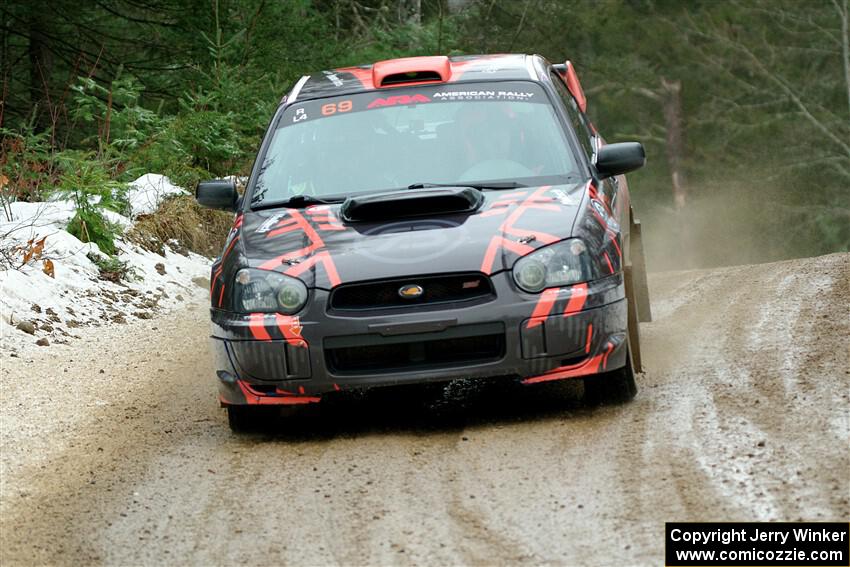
[196,54,651,432]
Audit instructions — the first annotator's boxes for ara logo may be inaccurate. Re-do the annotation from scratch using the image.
[367,94,431,109]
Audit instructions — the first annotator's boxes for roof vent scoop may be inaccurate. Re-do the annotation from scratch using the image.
[372,56,452,88]
[340,187,483,223]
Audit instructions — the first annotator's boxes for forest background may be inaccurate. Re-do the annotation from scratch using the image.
[2,0,848,270]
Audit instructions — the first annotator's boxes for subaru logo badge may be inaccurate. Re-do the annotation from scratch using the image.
[398,284,424,299]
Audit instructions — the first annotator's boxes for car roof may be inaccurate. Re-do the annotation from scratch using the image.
[290,54,546,102]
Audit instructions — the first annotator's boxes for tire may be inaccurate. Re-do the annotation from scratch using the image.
[226,405,277,433]
[581,212,643,405]
[582,346,638,406]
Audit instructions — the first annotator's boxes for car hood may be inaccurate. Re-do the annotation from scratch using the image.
[240,182,587,289]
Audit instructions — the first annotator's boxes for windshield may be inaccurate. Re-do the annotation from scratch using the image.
[250,81,579,207]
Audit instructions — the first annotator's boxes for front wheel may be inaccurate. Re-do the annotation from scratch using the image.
[582,346,638,405]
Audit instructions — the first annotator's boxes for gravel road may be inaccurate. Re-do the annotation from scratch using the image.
[1,253,848,566]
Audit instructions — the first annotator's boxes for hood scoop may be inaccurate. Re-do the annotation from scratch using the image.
[340,187,484,223]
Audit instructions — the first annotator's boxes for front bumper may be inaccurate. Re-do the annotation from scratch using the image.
[210,272,628,405]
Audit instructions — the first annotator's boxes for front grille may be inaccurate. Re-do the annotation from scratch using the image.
[329,273,494,312]
[326,330,505,374]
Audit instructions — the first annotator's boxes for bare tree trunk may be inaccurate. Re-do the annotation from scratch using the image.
[633,77,691,264]
[836,0,850,118]
[403,0,421,25]
[660,77,688,211]
[27,11,52,132]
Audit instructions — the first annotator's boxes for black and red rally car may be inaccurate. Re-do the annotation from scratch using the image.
[196,54,652,432]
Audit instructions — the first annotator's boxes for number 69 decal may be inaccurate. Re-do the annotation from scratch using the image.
[321,100,353,116]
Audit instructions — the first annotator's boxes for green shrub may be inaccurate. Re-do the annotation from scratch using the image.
[71,71,162,157]
[123,118,209,189]
[69,208,119,256]
[170,105,241,176]
[53,151,127,254]
[0,111,57,206]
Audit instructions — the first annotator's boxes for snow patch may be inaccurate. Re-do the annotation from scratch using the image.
[0,174,211,353]
[126,173,187,218]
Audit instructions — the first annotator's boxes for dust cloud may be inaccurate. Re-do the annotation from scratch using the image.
[639,182,847,272]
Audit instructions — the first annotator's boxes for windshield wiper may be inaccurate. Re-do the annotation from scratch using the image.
[251,194,343,210]
[407,181,527,190]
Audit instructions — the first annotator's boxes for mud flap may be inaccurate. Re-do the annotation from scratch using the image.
[630,207,652,323]
[624,264,643,373]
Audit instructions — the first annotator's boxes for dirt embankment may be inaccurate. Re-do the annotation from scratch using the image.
[1,253,848,566]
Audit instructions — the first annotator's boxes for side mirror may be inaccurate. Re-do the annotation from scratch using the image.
[595,142,646,179]
[196,179,239,211]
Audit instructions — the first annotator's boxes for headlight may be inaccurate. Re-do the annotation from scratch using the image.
[512,239,592,292]
[233,268,308,314]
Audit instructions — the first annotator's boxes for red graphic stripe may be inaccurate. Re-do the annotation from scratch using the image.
[266,211,323,243]
[589,205,608,231]
[563,283,588,316]
[218,283,226,307]
[266,224,300,238]
[481,237,535,274]
[221,235,240,262]
[588,185,613,217]
[585,323,593,354]
[521,341,613,385]
[500,185,553,228]
[259,211,343,286]
[601,342,614,368]
[307,209,346,231]
[526,288,561,329]
[212,266,223,284]
[274,313,307,348]
[236,380,321,405]
[481,186,559,273]
[587,200,622,265]
[284,250,342,287]
[586,183,623,265]
[266,210,324,245]
[248,313,272,341]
